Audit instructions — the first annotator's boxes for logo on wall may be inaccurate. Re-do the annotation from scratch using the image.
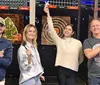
[41,16,71,45]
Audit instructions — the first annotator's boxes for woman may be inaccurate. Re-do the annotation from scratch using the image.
[17,24,45,85]
[44,4,83,85]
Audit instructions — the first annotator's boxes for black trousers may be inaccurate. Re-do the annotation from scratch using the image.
[57,66,77,85]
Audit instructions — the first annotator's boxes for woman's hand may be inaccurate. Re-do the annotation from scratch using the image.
[26,50,32,64]
[44,3,50,16]
[26,50,32,56]
[40,75,45,81]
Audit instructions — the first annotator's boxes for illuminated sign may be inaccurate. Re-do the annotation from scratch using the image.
[81,0,94,5]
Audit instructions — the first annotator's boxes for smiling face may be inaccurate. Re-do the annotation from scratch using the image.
[26,27,36,41]
[63,25,74,38]
[90,20,100,36]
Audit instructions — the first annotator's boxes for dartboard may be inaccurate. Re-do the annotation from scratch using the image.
[42,16,70,45]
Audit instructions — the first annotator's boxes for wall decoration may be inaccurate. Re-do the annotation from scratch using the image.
[0,14,24,44]
[41,16,71,45]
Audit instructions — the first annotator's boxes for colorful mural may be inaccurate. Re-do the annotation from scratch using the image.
[0,14,24,43]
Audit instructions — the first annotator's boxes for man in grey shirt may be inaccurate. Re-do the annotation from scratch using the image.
[83,19,100,85]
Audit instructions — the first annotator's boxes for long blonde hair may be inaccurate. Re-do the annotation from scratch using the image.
[23,24,37,47]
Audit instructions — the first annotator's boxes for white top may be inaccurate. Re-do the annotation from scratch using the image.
[17,42,44,84]
[47,16,84,72]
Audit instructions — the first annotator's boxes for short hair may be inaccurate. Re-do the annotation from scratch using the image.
[89,19,100,28]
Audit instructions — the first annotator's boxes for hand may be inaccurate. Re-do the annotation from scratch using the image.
[44,3,50,16]
[26,50,32,64]
[26,50,32,56]
[40,76,45,81]
[0,50,4,57]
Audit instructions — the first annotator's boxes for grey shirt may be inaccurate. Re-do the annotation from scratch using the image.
[83,37,100,78]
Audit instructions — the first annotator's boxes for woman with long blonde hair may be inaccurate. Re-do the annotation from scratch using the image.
[18,24,45,85]
[23,24,37,47]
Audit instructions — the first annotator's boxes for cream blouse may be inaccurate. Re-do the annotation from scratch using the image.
[47,16,84,72]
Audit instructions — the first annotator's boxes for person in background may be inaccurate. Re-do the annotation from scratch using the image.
[0,17,13,85]
[83,19,100,85]
[44,4,84,85]
[17,24,45,85]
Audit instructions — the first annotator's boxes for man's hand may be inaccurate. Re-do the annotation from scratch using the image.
[0,50,4,57]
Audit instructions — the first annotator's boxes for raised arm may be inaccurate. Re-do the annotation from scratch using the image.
[44,4,61,44]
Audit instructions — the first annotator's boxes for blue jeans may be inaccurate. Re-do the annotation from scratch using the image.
[88,77,100,85]
[21,75,41,85]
